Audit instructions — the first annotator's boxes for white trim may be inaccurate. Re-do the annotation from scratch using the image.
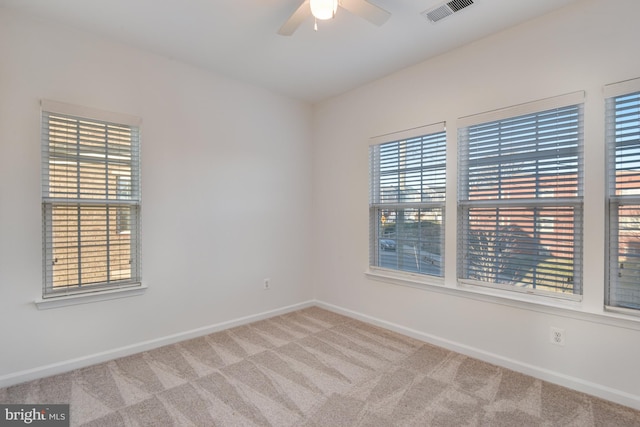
[366,268,445,288]
[369,121,446,146]
[41,99,141,127]
[606,305,640,319]
[35,284,148,310]
[456,278,583,303]
[1,300,315,388]
[457,91,585,128]
[315,300,640,411]
[604,77,640,99]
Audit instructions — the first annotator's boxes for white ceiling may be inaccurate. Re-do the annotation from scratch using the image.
[0,0,582,103]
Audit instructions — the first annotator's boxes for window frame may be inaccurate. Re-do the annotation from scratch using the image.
[40,100,142,300]
[368,122,447,282]
[456,92,585,301]
[605,78,640,314]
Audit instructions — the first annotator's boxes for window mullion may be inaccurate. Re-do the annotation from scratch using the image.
[105,126,111,284]
[75,121,83,288]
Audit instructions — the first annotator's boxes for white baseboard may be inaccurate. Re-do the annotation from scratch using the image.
[4,298,639,412]
[315,300,640,411]
[0,300,315,389]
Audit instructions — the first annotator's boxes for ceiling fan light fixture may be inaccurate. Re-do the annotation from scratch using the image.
[310,0,338,20]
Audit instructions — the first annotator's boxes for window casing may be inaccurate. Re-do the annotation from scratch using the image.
[369,124,446,278]
[41,100,141,298]
[606,79,640,311]
[457,93,584,299]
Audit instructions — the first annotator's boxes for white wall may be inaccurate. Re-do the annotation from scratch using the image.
[0,9,313,383]
[3,0,640,411]
[312,0,640,409]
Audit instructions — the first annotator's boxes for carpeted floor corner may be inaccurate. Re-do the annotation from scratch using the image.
[2,307,640,426]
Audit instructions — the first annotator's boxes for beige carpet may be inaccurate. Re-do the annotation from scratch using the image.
[2,307,640,426]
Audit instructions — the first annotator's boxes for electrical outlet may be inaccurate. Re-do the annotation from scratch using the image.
[264,278,270,290]
[550,327,565,346]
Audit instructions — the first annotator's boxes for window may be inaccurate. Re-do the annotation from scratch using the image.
[369,123,446,277]
[606,78,640,311]
[457,92,584,298]
[41,100,141,298]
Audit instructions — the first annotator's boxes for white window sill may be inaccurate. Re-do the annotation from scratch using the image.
[365,268,640,331]
[35,284,147,310]
[366,267,445,289]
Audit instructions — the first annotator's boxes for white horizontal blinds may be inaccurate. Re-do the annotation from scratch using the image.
[375,136,446,204]
[42,102,141,296]
[369,126,446,277]
[45,116,139,201]
[458,97,584,297]
[463,207,580,293]
[606,85,640,310]
[460,105,583,201]
[609,92,640,195]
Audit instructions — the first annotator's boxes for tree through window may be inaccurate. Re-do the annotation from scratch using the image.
[457,94,584,297]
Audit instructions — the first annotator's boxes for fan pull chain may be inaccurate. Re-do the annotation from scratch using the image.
[314,17,318,31]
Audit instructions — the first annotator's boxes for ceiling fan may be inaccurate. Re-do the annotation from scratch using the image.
[278,0,391,36]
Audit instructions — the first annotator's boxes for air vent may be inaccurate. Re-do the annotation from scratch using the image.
[448,0,474,12]
[422,0,475,23]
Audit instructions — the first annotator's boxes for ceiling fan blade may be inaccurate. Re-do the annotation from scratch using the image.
[339,0,391,26]
[278,0,311,36]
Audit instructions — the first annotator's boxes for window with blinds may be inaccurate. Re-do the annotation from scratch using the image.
[369,124,446,277]
[41,100,141,297]
[458,94,584,298]
[606,81,640,311]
